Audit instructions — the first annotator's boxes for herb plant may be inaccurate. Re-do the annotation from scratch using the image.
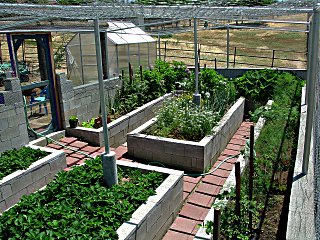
[0,157,164,239]
[0,147,48,180]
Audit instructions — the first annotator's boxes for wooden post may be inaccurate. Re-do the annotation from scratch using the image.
[140,65,143,82]
[249,125,254,232]
[215,58,217,70]
[128,62,132,85]
[213,209,221,240]
[271,49,275,68]
[235,162,241,218]
[164,41,167,61]
[233,47,237,68]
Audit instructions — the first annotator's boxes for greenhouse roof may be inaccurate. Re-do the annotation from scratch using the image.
[107,22,155,44]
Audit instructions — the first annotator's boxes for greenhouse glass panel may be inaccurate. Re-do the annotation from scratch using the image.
[66,21,156,85]
[129,43,140,70]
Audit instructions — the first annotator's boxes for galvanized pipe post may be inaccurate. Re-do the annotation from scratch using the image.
[104,31,110,79]
[302,7,320,174]
[94,18,118,187]
[158,33,161,59]
[226,24,230,69]
[193,17,201,106]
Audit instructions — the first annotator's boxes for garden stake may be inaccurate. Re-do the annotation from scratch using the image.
[235,161,241,220]
[129,62,133,85]
[233,47,237,68]
[140,65,143,82]
[249,125,254,232]
[121,69,124,79]
[204,63,206,69]
[215,58,217,70]
[213,209,221,240]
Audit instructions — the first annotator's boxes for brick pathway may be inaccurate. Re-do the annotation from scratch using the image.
[45,121,253,239]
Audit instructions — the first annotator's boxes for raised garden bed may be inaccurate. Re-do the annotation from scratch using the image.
[127,97,245,173]
[195,70,304,239]
[0,145,66,213]
[66,93,172,147]
[0,157,183,240]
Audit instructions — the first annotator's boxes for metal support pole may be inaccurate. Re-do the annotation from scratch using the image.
[226,24,230,69]
[158,33,161,59]
[94,18,117,187]
[104,31,110,79]
[302,7,319,174]
[79,34,85,84]
[193,17,201,106]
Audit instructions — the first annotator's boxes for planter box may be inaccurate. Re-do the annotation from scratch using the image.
[0,145,66,213]
[127,97,245,173]
[116,161,184,240]
[66,93,172,147]
[194,100,273,240]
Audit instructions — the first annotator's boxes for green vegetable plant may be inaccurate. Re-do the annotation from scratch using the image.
[0,147,48,180]
[0,157,165,239]
[204,70,304,239]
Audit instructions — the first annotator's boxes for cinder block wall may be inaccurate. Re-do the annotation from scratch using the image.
[0,78,29,153]
[56,73,122,128]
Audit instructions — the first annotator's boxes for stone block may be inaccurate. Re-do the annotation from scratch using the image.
[31,164,50,182]
[164,142,185,156]
[26,177,46,195]
[0,118,9,131]
[3,91,22,106]
[5,187,27,209]
[11,173,32,193]
[0,184,13,199]
[0,200,7,213]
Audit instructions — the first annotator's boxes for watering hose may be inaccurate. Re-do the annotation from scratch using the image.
[23,96,94,159]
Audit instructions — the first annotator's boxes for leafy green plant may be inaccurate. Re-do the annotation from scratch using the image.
[81,116,102,129]
[0,157,164,239]
[69,115,78,121]
[204,70,303,238]
[0,147,48,180]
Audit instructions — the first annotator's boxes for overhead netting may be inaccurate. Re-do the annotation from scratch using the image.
[0,1,317,21]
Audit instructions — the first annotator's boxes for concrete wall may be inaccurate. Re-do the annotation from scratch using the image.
[127,97,245,172]
[66,93,172,147]
[116,161,184,240]
[0,78,29,153]
[56,73,122,129]
[0,146,66,213]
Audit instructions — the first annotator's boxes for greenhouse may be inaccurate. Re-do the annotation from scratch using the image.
[66,21,157,86]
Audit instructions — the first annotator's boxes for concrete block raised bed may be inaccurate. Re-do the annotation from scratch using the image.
[116,160,184,240]
[194,100,273,240]
[0,145,66,213]
[66,93,172,147]
[127,97,245,173]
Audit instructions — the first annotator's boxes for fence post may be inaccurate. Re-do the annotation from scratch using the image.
[226,24,230,69]
[271,50,275,68]
[140,65,143,82]
[249,125,254,232]
[233,47,237,68]
[213,209,221,240]
[164,41,167,61]
[158,34,161,59]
